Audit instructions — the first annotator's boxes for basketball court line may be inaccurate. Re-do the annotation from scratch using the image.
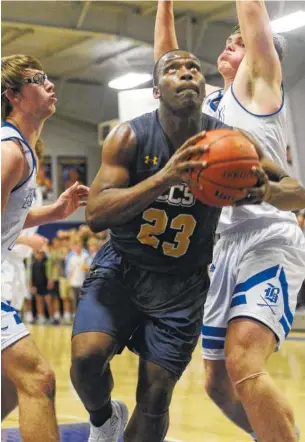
[166,438,188,442]
[2,423,188,442]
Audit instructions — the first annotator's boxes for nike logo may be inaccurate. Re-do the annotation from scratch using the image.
[1,326,9,331]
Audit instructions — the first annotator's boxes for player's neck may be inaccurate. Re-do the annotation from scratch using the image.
[158,105,202,150]
[220,70,235,93]
[6,113,44,150]
[223,80,232,93]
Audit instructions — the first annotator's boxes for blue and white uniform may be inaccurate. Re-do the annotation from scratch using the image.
[202,87,305,359]
[2,187,43,311]
[1,122,37,351]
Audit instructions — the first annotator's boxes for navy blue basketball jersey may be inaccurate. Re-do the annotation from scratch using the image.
[111,110,230,274]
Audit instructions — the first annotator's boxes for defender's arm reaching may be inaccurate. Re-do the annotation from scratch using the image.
[154,0,220,95]
[235,132,305,210]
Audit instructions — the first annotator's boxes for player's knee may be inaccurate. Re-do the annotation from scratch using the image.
[225,344,259,382]
[71,347,109,385]
[137,375,176,415]
[71,334,116,383]
[36,366,56,400]
[205,373,229,406]
[19,360,56,400]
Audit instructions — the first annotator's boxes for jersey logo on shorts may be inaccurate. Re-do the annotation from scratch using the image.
[257,282,281,315]
[264,283,280,303]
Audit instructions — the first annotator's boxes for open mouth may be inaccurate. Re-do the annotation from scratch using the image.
[176,84,199,94]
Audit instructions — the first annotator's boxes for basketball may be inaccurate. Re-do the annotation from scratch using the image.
[190,128,261,207]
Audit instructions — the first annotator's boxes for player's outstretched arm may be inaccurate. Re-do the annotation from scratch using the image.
[23,182,89,228]
[154,0,178,61]
[234,130,305,210]
[15,234,48,251]
[236,0,282,87]
[86,123,207,232]
[154,0,220,95]
[249,161,305,211]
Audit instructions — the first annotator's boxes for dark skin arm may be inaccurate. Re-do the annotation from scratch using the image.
[86,123,208,232]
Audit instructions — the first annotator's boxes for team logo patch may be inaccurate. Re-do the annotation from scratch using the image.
[257,282,280,315]
[144,155,158,165]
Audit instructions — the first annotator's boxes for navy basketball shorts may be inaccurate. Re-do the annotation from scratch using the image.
[73,241,210,378]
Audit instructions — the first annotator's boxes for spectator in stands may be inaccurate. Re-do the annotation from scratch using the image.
[46,238,65,325]
[67,239,87,310]
[58,242,74,325]
[84,238,99,271]
[31,250,52,324]
[22,226,111,324]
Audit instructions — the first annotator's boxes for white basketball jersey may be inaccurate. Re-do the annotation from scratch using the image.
[203,86,297,234]
[1,123,37,262]
[10,186,43,260]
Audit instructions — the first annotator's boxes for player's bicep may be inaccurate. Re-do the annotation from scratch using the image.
[1,141,24,214]
[89,163,130,198]
[88,123,136,200]
[236,1,281,84]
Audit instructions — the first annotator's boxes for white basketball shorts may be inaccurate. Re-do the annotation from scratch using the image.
[202,221,305,360]
[1,300,29,351]
[1,256,30,311]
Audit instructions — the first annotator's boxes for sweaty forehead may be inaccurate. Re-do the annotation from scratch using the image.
[162,51,199,66]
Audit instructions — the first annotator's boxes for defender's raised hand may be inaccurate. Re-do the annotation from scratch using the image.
[54,181,90,219]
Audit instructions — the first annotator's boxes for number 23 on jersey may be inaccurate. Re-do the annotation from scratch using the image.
[137,208,197,258]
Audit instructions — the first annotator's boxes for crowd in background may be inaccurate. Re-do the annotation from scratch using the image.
[24,225,109,325]
[21,210,305,326]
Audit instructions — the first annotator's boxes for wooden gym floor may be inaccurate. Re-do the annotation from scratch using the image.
[2,325,305,441]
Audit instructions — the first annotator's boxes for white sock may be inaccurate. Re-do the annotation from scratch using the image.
[64,312,71,320]
[54,311,61,320]
[24,311,33,322]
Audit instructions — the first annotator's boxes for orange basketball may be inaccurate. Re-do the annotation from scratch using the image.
[190,128,261,207]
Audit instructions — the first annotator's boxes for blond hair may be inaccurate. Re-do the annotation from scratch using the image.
[71,237,83,247]
[87,238,99,248]
[1,54,43,121]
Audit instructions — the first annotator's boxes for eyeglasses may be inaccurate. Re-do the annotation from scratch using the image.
[1,73,48,97]
[22,72,48,86]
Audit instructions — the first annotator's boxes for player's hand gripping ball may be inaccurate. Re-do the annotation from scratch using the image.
[189,129,261,207]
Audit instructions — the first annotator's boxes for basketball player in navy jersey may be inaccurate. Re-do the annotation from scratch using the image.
[70,48,304,442]
[154,2,305,441]
[1,54,89,442]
